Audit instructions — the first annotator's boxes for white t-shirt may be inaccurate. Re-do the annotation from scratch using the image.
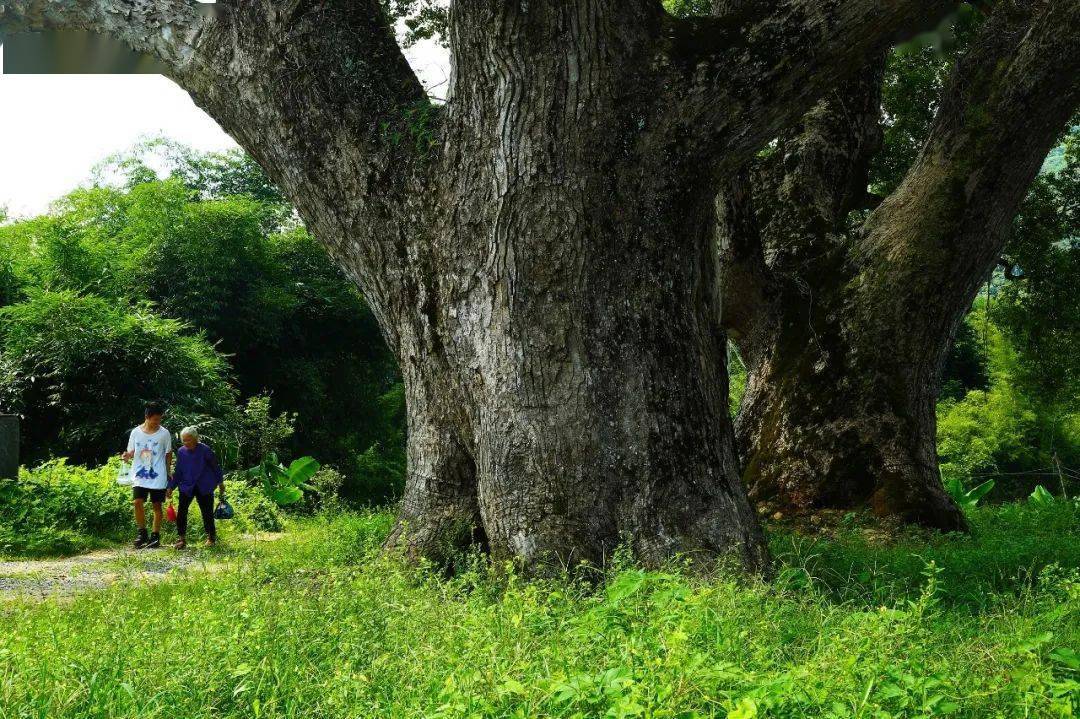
[127,426,172,489]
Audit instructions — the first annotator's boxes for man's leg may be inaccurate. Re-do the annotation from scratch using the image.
[132,491,149,548]
[151,502,163,534]
[145,493,165,548]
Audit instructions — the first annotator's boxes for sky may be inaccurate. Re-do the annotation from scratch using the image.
[0,36,449,218]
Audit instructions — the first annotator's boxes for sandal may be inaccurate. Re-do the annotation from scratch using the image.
[173,538,187,549]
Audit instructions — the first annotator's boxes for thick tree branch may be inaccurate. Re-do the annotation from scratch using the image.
[664,0,954,172]
[859,0,1080,299]
[0,0,203,55]
[716,62,883,357]
[755,61,886,271]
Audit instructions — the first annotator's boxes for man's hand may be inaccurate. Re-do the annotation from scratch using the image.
[166,489,174,501]
[121,450,134,461]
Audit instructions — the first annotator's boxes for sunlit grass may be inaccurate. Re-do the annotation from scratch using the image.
[1,506,1077,718]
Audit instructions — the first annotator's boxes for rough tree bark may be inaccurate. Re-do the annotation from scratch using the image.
[2,0,956,571]
[719,0,1080,529]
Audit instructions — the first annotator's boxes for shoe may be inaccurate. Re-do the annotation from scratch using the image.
[173,538,187,550]
[146,532,161,549]
[134,529,149,549]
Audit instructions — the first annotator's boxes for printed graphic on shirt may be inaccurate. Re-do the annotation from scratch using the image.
[134,442,160,480]
[127,427,171,489]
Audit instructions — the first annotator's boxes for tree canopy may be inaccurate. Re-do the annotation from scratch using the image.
[0,144,404,501]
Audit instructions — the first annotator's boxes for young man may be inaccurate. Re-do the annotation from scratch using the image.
[122,401,173,549]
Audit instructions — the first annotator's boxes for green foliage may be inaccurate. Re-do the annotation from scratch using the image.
[937,305,1080,499]
[233,394,296,470]
[728,343,747,416]
[0,459,130,557]
[300,466,348,514]
[939,319,989,402]
[2,505,1078,717]
[1030,484,1058,508]
[0,141,403,502]
[95,138,288,209]
[0,291,237,466]
[381,0,449,47]
[993,126,1080,421]
[662,0,711,18]
[223,477,284,533]
[247,453,320,507]
[350,384,407,503]
[944,477,994,511]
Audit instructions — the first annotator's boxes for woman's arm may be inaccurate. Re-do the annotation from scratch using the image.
[207,446,226,496]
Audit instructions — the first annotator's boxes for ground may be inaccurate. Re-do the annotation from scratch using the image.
[0,534,283,600]
[1,506,1077,718]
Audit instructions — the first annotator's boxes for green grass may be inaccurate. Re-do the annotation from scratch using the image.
[1,505,1078,718]
[0,460,285,560]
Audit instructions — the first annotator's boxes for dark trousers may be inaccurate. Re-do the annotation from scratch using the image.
[177,490,216,540]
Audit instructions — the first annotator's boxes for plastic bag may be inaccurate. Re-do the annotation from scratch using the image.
[213,499,235,520]
[166,502,177,523]
[116,461,133,486]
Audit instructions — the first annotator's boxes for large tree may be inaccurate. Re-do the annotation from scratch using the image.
[3,0,980,570]
[718,0,1080,529]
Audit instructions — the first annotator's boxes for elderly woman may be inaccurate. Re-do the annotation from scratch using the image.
[166,427,225,549]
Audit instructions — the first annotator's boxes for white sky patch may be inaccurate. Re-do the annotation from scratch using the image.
[0,35,449,218]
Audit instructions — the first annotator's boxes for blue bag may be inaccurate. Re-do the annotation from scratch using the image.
[213,498,235,520]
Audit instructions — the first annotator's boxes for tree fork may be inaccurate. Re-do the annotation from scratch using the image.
[721,0,1080,528]
[2,0,959,570]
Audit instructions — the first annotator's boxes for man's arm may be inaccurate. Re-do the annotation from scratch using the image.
[122,430,135,461]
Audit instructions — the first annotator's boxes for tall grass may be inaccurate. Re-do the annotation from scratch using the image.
[1,505,1077,718]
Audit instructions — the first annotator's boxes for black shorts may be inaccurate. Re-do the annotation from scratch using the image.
[132,486,166,503]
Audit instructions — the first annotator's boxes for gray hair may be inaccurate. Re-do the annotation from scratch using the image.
[179,426,200,441]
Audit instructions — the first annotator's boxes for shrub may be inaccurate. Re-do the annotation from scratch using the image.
[223,474,282,533]
[0,459,130,557]
[234,393,296,470]
[295,466,347,515]
[0,291,238,466]
[347,384,406,504]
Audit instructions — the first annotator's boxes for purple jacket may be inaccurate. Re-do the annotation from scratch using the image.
[168,442,224,495]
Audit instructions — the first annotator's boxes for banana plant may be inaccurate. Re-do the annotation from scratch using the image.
[1029,484,1057,508]
[944,478,995,511]
[247,452,320,506]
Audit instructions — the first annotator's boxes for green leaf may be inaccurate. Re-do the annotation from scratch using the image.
[269,485,303,505]
[1050,647,1080,670]
[944,478,965,505]
[268,463,289,485]
[286,456,320,486]
[966,479,995,503]
[1029,485,1056,507]
[727,697,757,719]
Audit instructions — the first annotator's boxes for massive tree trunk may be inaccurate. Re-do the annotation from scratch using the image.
[720,0,1080,529]
[2,0,958,571]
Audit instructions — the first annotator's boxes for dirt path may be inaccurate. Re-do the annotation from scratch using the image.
[0,534,283,601]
